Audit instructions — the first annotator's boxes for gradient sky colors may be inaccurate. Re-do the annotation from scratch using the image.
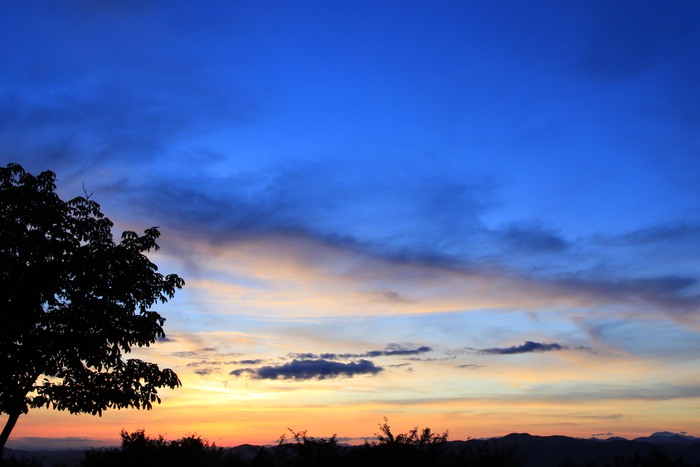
[3,1,700,449]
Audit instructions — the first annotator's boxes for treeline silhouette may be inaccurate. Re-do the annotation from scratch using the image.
[84,426,699,467]
[79,422,520,467]
[2,421,698,467]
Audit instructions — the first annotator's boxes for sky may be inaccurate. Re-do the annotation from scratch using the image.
[2,0,700,449]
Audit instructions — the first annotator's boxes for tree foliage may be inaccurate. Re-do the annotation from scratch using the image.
[375,417,448,446]
[0,163,184,451]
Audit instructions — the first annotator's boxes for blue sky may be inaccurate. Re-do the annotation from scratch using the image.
[3,0,700,447]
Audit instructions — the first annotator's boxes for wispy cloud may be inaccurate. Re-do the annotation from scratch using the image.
[186,360,225,367]
[527,382,700,403]
[233,359,267,365]
[478,341,566,355]
[457,364,483,370]
[289,344,432,360]
[553,275,700,313]
[172,347,242,360]
[596,222,700,246]
[499,222,569,253]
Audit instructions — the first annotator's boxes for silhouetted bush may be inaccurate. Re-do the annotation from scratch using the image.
[265,429,341,467]
[83,429,228,467]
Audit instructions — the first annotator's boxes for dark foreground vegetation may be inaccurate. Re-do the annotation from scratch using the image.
[3,422,700,467]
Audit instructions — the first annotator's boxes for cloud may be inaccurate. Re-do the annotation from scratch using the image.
[370,289,416,304]
[554,275,700,313]
[229,368,256,378]
[372,383,700,406]
[112,158,500,259]
[500,222,568,253]
[387,363,412,368]
[171,228,700,326]
[228,344,427,381]
[194,368,219,376]
[186,360,223,367]
[599,223,700,246]
[171,347,242,360]
[172,351,205,359]
[234,359,266,365]
[131,161,700,321]
[478,341,566,355]
[288,344,432,360]
[528,382,700,403]
[0,81,249,172]
[457,364,483,370]
[0,7,260,179]
[20,139,700,322]
[230,359,383,380]
[364,344,432,358]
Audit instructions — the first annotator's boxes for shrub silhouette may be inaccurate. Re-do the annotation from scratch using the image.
[271,429,340,467]
[83,430,227,467]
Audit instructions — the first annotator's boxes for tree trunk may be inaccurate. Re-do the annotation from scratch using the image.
[0,411,21,457]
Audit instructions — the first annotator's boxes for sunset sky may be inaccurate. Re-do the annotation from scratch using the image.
[3,1,700,449]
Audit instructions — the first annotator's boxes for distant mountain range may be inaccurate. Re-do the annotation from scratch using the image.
[483,432,700,466]
[633,431,699,444]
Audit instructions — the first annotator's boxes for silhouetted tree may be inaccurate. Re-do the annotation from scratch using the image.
[375,417,448,446]
[365,418,450,467]
[0,163,184,453]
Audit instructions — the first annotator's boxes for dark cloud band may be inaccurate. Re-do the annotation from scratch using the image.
[478,341,566,355]
[289,344,432,360]
[230,359,382,380]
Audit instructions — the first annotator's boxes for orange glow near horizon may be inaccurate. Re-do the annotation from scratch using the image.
[7,391,700,448]
[9,238,700,452]
[5,233,700,450]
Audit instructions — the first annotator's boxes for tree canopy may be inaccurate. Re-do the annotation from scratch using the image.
[0,163,184,452]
